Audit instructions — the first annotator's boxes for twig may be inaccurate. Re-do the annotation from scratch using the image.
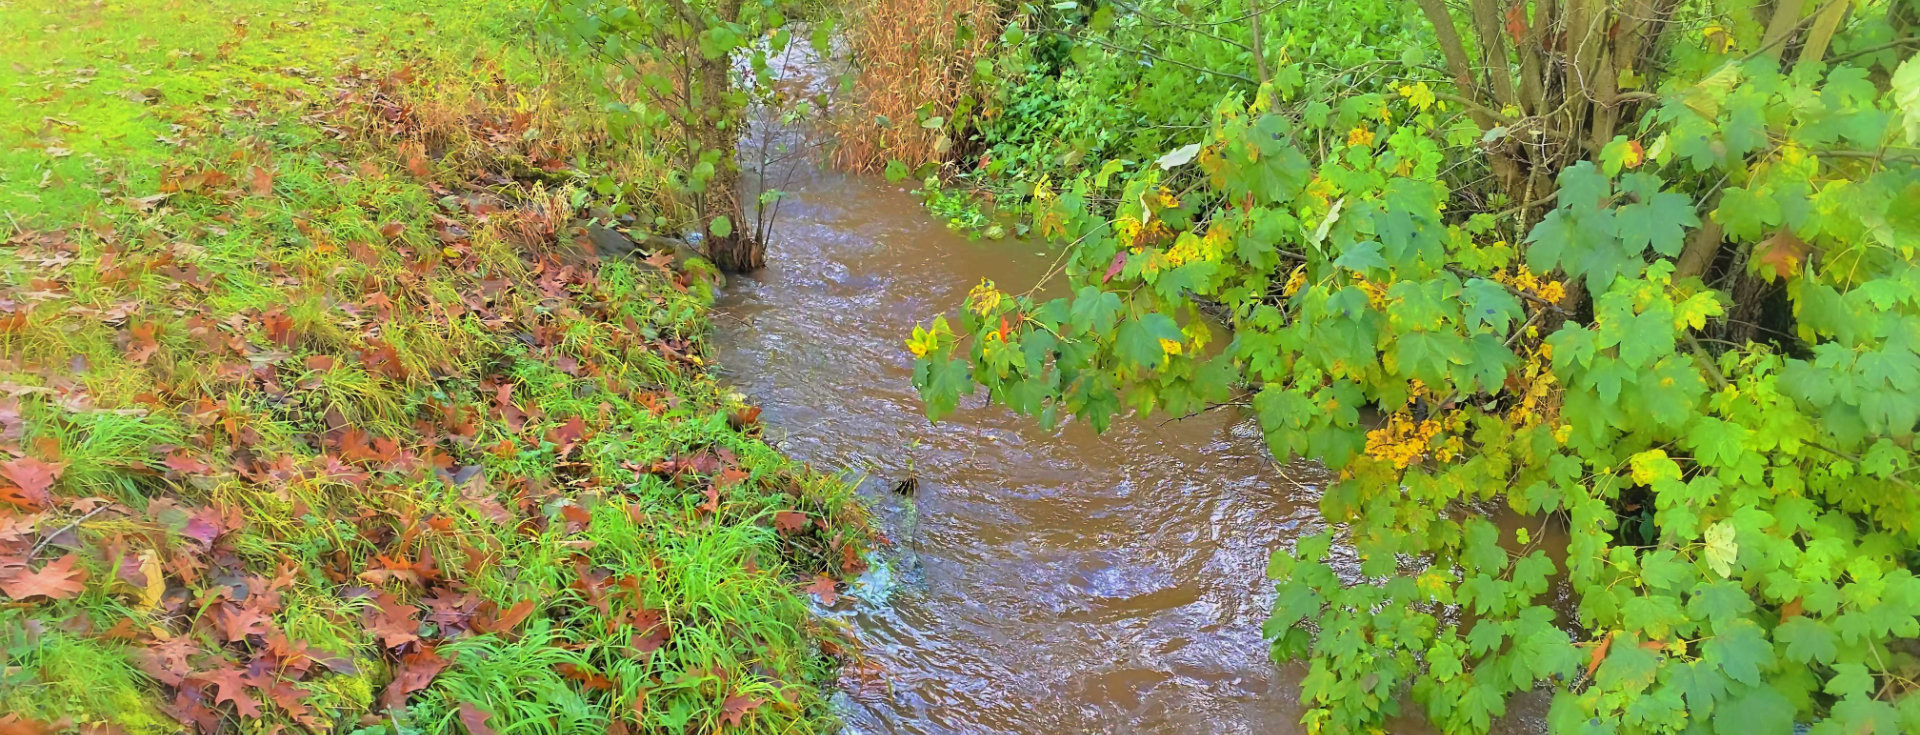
[27,505,110,562]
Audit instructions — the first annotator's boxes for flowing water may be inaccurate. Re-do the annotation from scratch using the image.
[711,43,1547,735]
[715,161,1328,733]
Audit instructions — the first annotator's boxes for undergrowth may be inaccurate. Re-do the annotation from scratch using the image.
[0,0,871,733]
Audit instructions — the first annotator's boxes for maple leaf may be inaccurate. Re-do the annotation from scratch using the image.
[803,574,839,606]
[1504,2,1529,45]
[773,510,809,534]
[0,456,61,510]
[726,406,761,431]
[260,309,297,348]
[365,593,421,648]
[458,703,498,735]
[0,714,55,735]
[213,600,273,642]
[127,321,161,364]
[1754,229,1810,281]
[471,599,534,635]
[0,553,86,601]
[556,662,614,690]
[164,450,212,475]
[197,667,262,719]
[379,647,449,710]
[247,165,274,197]
[721,694,763,727]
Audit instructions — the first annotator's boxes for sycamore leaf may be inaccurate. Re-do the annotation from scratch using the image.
[1703,522,1738,578]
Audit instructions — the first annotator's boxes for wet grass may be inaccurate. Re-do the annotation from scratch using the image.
[0,0,870,733]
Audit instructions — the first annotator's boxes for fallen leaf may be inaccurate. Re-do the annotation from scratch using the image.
[0,456,62,510]
[803,574,838,606]
[0,553,87,601]
[721,693,762,727]
[471,599,534,634]
[379,647,449,709]
[773,510,808,534]
[247,165,274,197]
[365,594,421,648]
[457,703,497,735]
[198,667,261,719]
[165,450,212,475]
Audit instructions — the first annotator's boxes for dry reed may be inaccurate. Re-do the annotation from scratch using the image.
[831,0,1000,173]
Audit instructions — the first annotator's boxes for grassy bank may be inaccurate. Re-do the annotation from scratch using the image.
[0,0,870,732]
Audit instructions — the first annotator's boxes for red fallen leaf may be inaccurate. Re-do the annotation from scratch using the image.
[260,309,297,348]
[1103,250,1126,283]
[557,662,615,690]
[726,406,761,431]
[1504,2,1529,45]
[773,510,809,534]
[261,677,324,729]
[198,667,262,719]
[1754,229,1810,282]
[127,321,161,364]
[0,554,87,600]
[0,456,61,511]
[247,165,274,197]
[380,222,406,239]
[803,574,838,606]
[457,702,498,735]
[471,599,535,635]
[629,609,670,656]
[559,503,592,531]
[379,646,450,710]
[365,593,421,648]
[698,486,721,515]
[721,693,763,727]
[401,142,432,178]
[0,713,55,735]
[305,355,336,372]
[213,601,273,642]
[165,450,212,475]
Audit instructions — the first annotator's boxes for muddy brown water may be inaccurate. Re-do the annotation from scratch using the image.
[710,39,1550,735]
[714,161,1322,733]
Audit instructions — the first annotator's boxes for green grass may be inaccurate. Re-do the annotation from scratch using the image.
[0,0,870,732]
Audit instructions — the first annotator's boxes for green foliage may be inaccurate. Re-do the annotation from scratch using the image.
[912,0,1920,732]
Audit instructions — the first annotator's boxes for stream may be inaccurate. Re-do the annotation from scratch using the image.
[711,42,1547,735]
[714,165,1324,733]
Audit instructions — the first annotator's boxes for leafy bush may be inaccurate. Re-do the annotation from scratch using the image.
[912,0,1920,731]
